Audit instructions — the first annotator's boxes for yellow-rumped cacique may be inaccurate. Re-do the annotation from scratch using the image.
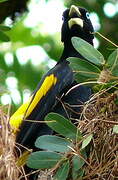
[10,5,94,179]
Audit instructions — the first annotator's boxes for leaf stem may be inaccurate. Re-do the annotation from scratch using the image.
[95,32,118,48]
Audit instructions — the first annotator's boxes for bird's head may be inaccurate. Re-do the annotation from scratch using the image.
[61,5,94,45]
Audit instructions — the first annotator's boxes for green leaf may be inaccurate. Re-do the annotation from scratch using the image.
[107,49,118,76]
[0,0,8,2]
[72,155,85,170]
[0,25,11,31]
[68,57,100,73]
[35,135,71,153]
[0,30,10,42]
[27,151,62,169]
[45,113,82,140]
[81,134,93,149]
[72,155,85,180]
[107,49,118,67]
[113,125,118,134]
[72,37,105,66]
[53,160,69,180]
[77,169,84,179]
[75,73,97,83]
[74,73,91,83]
[68,57,100,79]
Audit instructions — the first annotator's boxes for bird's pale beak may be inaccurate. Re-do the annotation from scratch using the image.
[69,5,81,17]
[68,5,83,29]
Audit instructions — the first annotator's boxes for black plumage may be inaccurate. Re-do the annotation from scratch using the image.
[53,6,94,120]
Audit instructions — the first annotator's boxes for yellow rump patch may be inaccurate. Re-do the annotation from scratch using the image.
[10,74,57,131]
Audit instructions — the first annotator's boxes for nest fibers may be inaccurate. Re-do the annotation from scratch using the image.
[79,89,118,179]
[0,105,19,180]
[0,88,118,180]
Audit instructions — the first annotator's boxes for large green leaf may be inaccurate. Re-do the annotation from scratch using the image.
[107,49,118,76]
[35,135,71,153]
[45,113,82,140]
[71,37,105,66]
[27,151,62,169]
[75,73,98,83]
[68,57,100,79]
[68,57,100,73]
[53,160,69,180]
[74,73,90,83]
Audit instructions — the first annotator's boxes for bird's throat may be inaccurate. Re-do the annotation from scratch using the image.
[60,41,83,61]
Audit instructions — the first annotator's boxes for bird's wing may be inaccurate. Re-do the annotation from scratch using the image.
[10,73,57,131]
[10,61,73,148]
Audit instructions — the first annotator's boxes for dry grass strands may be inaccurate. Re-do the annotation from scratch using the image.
[0,105,19,180]
[97,69,111,83]
[79,91,118,180]
[0,105,54,180]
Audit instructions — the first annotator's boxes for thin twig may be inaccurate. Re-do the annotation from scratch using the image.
[95,32,118,48]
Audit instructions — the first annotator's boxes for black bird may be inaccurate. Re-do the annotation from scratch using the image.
[10,5,94,179]
[53,5,94,119]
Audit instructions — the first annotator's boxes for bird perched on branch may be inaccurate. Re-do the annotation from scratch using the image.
[10,5,94,179]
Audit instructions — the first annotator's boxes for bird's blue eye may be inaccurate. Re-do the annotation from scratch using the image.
[86,12,90,19]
